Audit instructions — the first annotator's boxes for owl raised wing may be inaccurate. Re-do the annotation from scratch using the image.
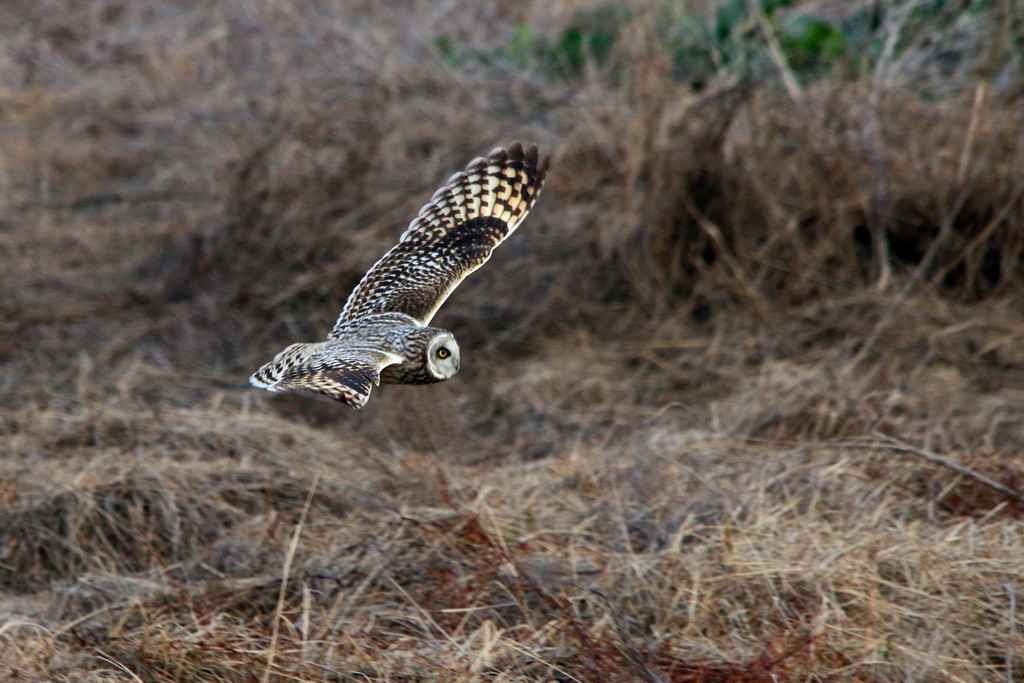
[330,143,549,331]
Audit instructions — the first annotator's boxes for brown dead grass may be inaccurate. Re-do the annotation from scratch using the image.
[2,0,1024,680]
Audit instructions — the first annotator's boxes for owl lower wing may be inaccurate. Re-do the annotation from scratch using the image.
[249,343,403,409]
[331,142,549,330]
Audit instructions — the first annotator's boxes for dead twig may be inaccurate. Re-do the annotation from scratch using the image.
[262,471,321,683]
[864,433,1024,506]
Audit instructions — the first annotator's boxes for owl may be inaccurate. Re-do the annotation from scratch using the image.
[249,143,550,408]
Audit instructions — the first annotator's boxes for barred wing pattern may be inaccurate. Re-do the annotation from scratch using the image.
[330,143,549,333]
[249,343,403,408]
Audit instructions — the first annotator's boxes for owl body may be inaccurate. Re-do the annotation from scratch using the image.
[250,318,459,403]
[329,315,461,384]
[250,143,549,409]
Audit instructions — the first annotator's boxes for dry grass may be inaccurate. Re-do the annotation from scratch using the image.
[3,0,1024,680]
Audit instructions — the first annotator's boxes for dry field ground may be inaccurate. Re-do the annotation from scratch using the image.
[2,1,1024,681]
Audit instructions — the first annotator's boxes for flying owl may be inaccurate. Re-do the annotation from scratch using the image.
[249,142,550,408]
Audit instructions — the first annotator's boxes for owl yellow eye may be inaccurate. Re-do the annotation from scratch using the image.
[437,347,450,359]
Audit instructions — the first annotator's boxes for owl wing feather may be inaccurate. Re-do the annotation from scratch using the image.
[330,142,549,332]
[249,342,403,409]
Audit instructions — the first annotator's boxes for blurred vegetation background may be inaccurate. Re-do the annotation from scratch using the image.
[2,0,1024,680]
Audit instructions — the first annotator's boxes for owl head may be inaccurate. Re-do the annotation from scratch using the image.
[424,331,460,380]
[380,327,461,386]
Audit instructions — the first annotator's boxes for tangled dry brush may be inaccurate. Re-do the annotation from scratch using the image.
[2,0,1024,680]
